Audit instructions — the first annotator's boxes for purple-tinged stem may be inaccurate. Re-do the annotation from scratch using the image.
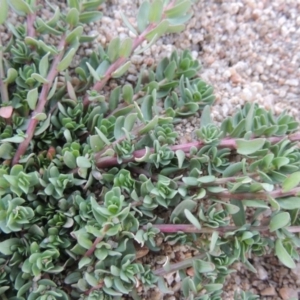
[0,38,8,103]
[82,22,156,107]
[27,12,36,37]
[149,224,300,234]
[213,186,300,201]
[95,133,300,169]
[81,0,182,108]
[12,36,66,165]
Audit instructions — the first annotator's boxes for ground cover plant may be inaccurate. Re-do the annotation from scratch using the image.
[0,0,300,299]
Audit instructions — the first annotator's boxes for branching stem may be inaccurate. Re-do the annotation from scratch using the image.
[12,36,66,165]
[148,224,300,234]
[95,132,300,169]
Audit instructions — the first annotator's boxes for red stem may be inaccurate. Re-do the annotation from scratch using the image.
[12,36,66,165]
[27,13,36,37]
[95,132,300,169]
[149,224,300,234]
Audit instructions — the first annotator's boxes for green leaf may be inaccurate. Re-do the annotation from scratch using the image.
[32,113,47,121]
[193,259,215,273]
[148,0,163,23]
[39,52,50,78]
[139,115,158,135]
[282,172,300,192]
[57,48,76,71]
[0,142,13,159]
[171,199,197,222]
[47,77,58,100]
[200,105,213,127]
[175,150,185,168]
[31,73,49,83]
[124,113,138,132]
[108,37,121,62]
[122,84,133,104]
[137,0,150,32]
[79,11,103,24]
[85,273,98,287]
[145,19,169,41]
[198,175,215,183]
[275,239,296,268]
[277,197,300,210]
[3,68,18,84]
[0,238,20,255]
[223,161,244,177]
[66,26,83,44]
[119,37,133,58]
[36,17,61,35]
[245,102,255,132]
[0,0,8,24]
[242,200,269,209]
[86,62,100,81]
[114,116,125,139]
[1,135,24,143]
[141,95,153,121]
[111,61,131,78]
[120,11,138,35]
[8,0,33,15]
[184,209,201,229]
[95,127,111,146]
[78,256,92,269]
[66,7,79,27]
[236,138,266,155]
[269,212,290,232]
[165,0,191,19]
[0,286,10,295]
[26,88,38,110]
[209,231,219,253]
[76,156,92,168]
[64,272,82,284]
[231,199,245,226]
[34,113,51,136]
[157,276,173,294]
[109,86,121,111]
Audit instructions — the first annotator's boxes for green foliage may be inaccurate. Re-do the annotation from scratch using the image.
[0,0,300,299]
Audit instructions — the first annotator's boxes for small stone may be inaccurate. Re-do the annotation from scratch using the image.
[261,286,277,296]
[291,263,300,281]
[240,88,253,101]
[279,287,298,300]
[285,79,299,87]
[257,265,268,280]
[255,64,264,74]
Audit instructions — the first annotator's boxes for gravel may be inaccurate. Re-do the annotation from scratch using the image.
[2,0,300,299]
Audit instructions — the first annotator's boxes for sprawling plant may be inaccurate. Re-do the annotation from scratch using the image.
[0,0,300,299]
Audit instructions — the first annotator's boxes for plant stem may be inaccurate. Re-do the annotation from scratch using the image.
[153,254,205,276]
[213,186,300,200]
[84,224,109,257]
[82,22,156,107]
[12,36,66,165]
[0,37,9,103]
[81,0,180,108]
[95,132,300,169]
[27,12,36,37]
[149,224,300,234]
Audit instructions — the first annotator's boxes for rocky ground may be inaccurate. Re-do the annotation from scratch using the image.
[2,0,300,299]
